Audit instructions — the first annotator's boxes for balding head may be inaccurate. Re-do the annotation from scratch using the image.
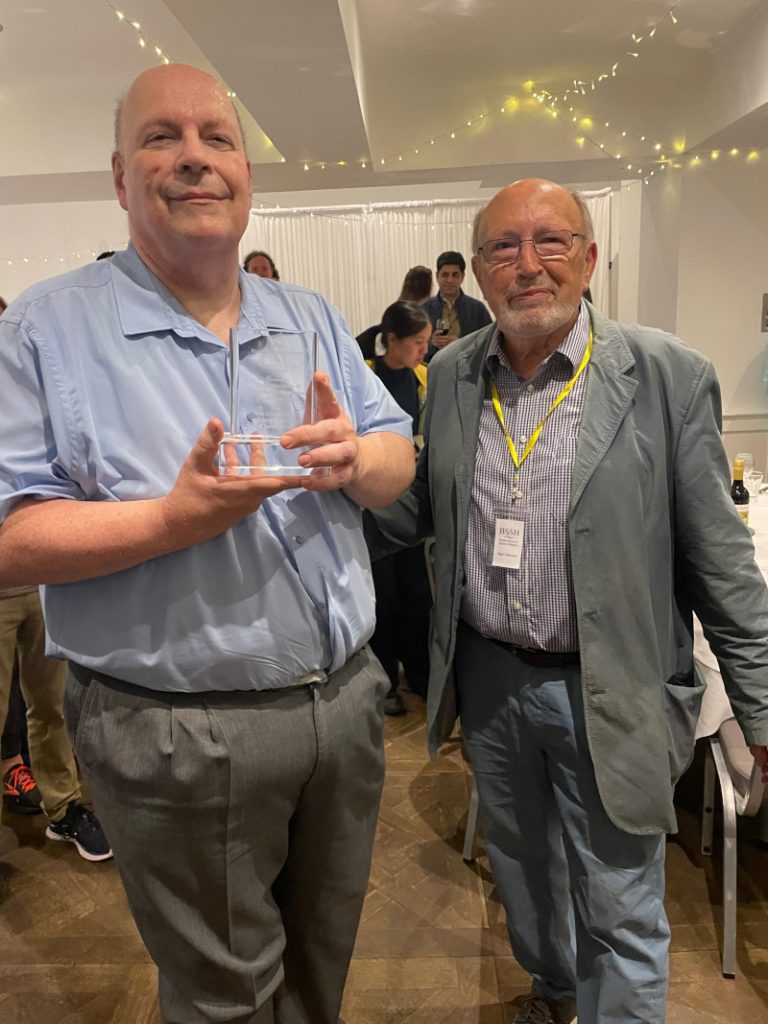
[114,64,246,157]
[471,177,597,353]
[472,179,593,254]
[111,63,253,277]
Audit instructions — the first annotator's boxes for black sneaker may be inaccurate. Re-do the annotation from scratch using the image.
[384,688,406,717]
[45,801,113,862]
[3,763,43,815]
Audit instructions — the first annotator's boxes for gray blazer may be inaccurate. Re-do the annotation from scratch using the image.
[369,307,768,835]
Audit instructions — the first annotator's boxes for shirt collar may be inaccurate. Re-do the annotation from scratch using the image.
[110,243,296,344]
[487,300,590,379]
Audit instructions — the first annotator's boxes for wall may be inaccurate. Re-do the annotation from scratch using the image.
[0,200,128,304]
[675,160,768,471]
[636,173,682,335]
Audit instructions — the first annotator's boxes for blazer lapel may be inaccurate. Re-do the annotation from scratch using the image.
[571,314,637,509]
[454,327,495,515]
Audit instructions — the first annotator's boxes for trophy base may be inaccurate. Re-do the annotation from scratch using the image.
[217,433,315,478]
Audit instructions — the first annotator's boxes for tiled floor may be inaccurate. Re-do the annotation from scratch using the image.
[1,690,766,1023]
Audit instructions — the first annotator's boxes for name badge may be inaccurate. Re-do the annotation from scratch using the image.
[492,518,524,569]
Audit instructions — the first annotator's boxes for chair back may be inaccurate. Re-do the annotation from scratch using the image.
[718,717,766,817]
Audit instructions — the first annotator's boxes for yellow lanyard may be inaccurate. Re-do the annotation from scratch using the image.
[490,327,592,470]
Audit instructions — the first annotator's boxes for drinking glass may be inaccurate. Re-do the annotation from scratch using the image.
[735,451,755,474]
[744,470,764,499]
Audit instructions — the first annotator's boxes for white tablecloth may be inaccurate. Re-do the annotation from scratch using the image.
[693,500,768,739]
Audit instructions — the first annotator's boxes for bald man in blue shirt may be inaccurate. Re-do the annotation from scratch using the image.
[0,64,415,1024]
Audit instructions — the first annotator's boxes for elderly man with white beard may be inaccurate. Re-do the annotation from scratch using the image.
[366,177,768,1024]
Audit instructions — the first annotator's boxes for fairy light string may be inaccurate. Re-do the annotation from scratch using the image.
[99,1,762,180]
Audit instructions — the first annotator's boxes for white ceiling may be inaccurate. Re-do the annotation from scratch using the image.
[1,0,767,205]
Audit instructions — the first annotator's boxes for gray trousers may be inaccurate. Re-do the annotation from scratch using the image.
[65,648,388,1024]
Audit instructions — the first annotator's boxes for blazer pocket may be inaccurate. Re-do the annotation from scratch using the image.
[663,673,706,783]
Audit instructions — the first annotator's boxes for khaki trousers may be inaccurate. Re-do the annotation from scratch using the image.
[0,590,80,821]
[66,646,388,1024]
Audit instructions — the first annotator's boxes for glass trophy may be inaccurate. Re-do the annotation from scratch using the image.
[217,328,325,478]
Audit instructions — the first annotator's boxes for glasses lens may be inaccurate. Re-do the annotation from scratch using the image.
[482,238,520,263]
[481,231,576,263]
[533,230,573,256]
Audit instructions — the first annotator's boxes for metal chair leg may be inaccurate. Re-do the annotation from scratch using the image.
[711,737,738,978]
[462,779,480,862]
[702,745,715,856]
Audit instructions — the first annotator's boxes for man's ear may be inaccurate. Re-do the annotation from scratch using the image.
[582,240,598,289]
[112,150,128,212]
[112,151,128,213]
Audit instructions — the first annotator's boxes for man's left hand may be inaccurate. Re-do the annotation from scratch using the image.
[749,744,768,784]
[280,373,360,492]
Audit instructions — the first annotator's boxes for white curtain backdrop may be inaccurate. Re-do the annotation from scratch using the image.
[587,187,612,311]
[241,191,612,336]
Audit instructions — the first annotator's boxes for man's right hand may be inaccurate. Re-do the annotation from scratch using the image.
[160,419,295,547]
[431,333,458,350]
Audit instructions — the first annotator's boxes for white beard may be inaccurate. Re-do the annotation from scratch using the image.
[496,293,578,339]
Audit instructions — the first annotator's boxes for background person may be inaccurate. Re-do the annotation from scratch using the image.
[398,264,432,304]
[357,265,434,360]
[367,178,768,1024]
[2,657,38,812]
[365,301,433,717]
[0,585,112,859]
[2,287,111,858]
[423,250,491,360]
[243,248,280,279]
[0,63,415,1024]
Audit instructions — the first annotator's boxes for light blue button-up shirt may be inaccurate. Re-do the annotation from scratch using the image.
[0,246,411,692]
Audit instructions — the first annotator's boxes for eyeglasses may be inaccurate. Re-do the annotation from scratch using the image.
[476,230,586,265]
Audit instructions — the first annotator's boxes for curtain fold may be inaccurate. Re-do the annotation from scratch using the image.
[242,193,611,335]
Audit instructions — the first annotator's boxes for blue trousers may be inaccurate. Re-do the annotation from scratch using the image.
[455,623,670,1023]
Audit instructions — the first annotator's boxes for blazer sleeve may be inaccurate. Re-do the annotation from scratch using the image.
[673,360,768,745]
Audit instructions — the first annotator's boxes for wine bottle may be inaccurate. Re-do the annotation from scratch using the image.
[731,457,750,524]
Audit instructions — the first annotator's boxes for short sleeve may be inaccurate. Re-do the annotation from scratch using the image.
[0,316,84,521]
